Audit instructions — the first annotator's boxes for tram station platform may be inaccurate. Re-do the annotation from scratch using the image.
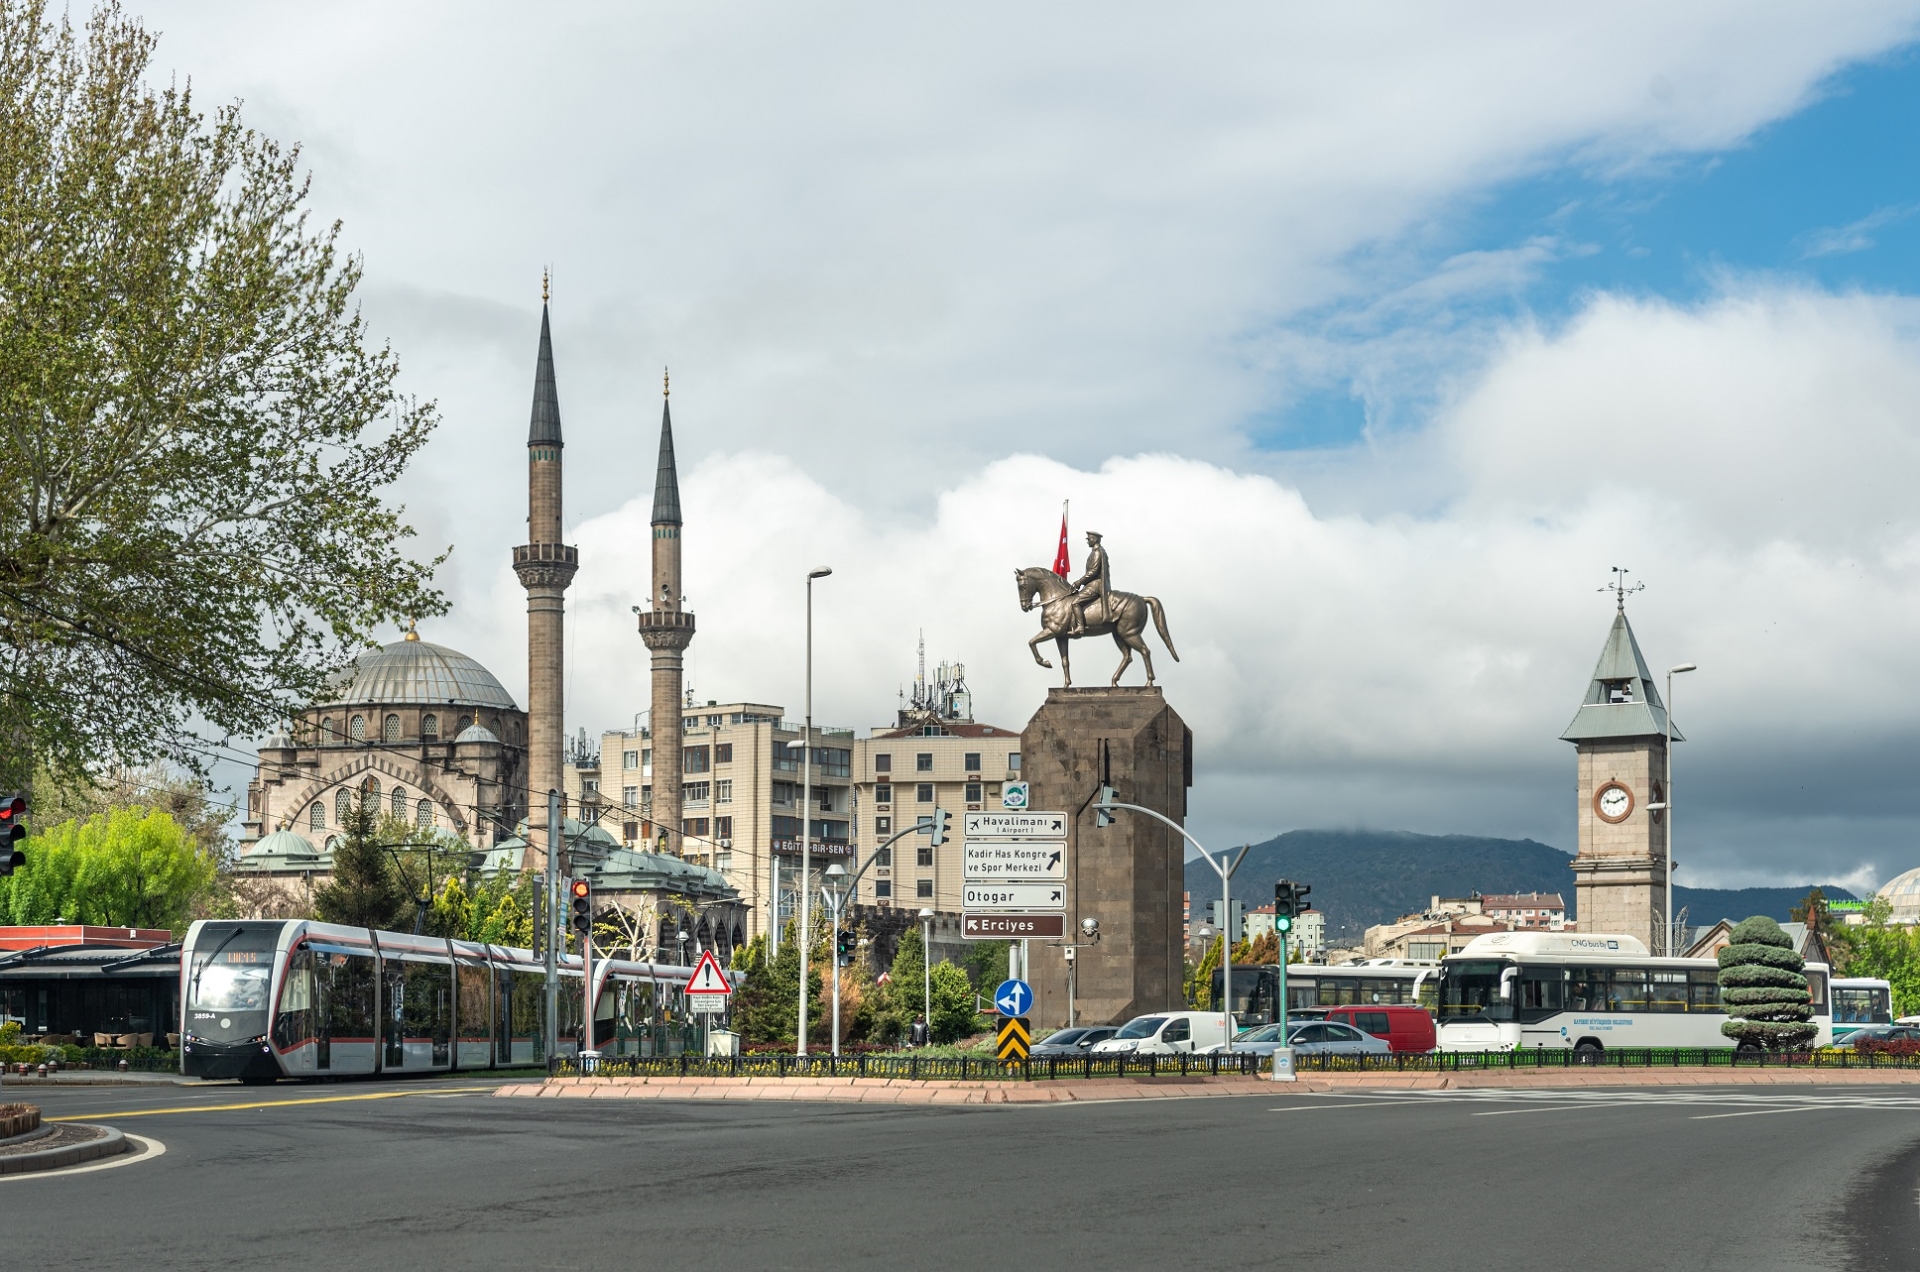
[496,1065,1920,1104]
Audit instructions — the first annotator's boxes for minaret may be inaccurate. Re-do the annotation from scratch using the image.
[1561,581,1679,951]
[637,369,694,855]
[514,276,578,866]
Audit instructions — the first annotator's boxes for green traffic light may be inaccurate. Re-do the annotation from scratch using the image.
[1275,916,1292,933]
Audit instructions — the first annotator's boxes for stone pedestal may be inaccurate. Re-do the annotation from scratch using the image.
[1024,687,1190,1030]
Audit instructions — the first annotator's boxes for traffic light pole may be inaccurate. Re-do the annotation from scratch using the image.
[544,789,560,1066]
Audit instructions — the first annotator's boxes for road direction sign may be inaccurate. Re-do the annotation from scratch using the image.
[963,841,1066,880]
[963,881,1065,911]
[964,811,1067,839]
[994,978,1034,1017]
[685,949,732,995]
[963,913,1066,939]
[996,1015,1031,1061]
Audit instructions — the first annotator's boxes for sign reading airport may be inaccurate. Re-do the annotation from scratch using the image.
[965,811,1068,839]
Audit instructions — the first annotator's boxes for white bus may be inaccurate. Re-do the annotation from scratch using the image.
[1830,977,1893,1042]
[1435,931,1832,1054]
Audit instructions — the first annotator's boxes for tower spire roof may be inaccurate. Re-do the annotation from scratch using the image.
[651,369,682,526]
[528,301,563,446]
[1561,606,1681,742]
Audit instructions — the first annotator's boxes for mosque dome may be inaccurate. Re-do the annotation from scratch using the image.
[454,723,501,746]
[321,635,518,710]
[239,828,330,868]
[1879,868,1920,924]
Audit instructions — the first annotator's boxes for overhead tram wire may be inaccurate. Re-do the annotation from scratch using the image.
[0,582,747,873]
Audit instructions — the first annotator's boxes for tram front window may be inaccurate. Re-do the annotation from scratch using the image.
[189,925,277,1012]
[1437,960,1514,1022]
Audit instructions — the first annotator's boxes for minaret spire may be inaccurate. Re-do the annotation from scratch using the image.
[637,365,696,863]
[514,281,578,864]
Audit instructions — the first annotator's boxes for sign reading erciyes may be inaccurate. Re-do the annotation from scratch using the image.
[963,841,1066,880]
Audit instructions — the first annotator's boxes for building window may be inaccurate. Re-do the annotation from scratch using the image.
[325,836,340,853]
[875,753,891,772]
[817,786,834,812]
[422,714,439,741]
[335,788,352,821]
[583,778,599,794]
[310,802,325,831]
[363,777,379,799]
[623,821,639,843]
[876,880,892,898]
[708,714,723,727]
[383,714,401,742]
[685,746,711,774]
[917,845,933,867]
[457,714,473,734]
[716,779,733,803]
[391,786,407,818]
[876,846,892,866]
[916,783,933,803]
[320,717,334,741]
[623,785,639,805]
[773,781,798,806]
[624,750,639,769]
[416,799,432,829]
[715,743,733,764]
[916,879,934,899]
[684,781,711,803]
[641,748,652,774]
[820,748,851,778]
[876,816,891,835]
[684,818,710,837]
[964,752,981,772]
[876,784,892,805]
[965,783,982,803]
[350,715,366,742]
[916,753,933,772]
[715,816,733,839]
[774,743,799,772]
[1008,752,1021,771]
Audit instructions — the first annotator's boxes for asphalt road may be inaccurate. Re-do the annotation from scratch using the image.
[6,1078,1920,1270]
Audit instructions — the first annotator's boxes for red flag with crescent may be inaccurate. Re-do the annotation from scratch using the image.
[1052,503,1070,578]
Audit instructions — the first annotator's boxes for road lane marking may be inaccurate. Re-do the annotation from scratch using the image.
[45,1085,499,1121]
[1689,1106,1829,1120]
[0,1133,166,1182]
[1470,1102,1645,1116]
[1268,1100,1431,1112]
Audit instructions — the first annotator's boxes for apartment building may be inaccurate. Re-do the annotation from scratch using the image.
[849,718,1021,912]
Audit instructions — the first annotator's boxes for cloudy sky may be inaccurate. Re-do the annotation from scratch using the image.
[140,2,1920,893]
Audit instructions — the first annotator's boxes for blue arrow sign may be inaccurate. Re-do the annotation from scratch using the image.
[994,978,1033,1017]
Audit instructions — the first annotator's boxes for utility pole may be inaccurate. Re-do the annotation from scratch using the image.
[798,565,830,1057]
[544,788,560,1065]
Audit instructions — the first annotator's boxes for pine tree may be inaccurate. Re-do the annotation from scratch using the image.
[928,961,979,1043]
[1719,915,1817,1051]
[312,792,409,931]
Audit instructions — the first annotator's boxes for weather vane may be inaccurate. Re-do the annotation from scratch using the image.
[1600,566,1644,612]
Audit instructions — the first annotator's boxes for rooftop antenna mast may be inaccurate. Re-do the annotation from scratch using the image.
[1600,566,1644,612]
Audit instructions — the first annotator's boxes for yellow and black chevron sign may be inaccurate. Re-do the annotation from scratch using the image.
[996,1015,1031,1061]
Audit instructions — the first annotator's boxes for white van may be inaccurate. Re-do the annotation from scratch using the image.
[1089,1011,1232,1056]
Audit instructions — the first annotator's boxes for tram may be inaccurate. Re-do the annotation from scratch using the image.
[1212,959,1439,1026]
[179,919,735,1082]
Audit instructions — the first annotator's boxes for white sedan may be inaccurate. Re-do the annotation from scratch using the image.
[1200,1021,1391,1057]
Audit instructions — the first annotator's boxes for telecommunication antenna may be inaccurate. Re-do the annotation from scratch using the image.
[1600,566,1645,612]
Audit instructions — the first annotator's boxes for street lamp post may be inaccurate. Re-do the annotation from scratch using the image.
[797,565,831,1057]
[823,862,848,1057]
[1659,662,1696,955]
[919,907,935,1039]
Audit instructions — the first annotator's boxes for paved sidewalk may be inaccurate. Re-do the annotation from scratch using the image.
[495,1066,1920,1105]
[0,1071,195,1088]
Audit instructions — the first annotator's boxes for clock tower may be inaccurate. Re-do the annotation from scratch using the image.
[1561,596,1680,951]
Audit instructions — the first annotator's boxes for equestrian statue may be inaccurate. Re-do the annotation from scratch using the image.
[1015,531,1179,687]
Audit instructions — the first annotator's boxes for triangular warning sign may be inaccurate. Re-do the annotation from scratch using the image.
[685,949,732,994]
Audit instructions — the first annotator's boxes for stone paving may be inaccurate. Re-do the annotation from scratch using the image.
[495,1066,1920,1105]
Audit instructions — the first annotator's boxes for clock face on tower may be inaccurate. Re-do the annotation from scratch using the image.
[1594,780,1634,824]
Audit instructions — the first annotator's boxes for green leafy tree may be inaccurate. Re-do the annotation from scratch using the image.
[928,961,979,1043]
[1718,916,1817,1050]
[731,927,816,1048]
[467,870,536,947]
[874,925,928,1043]
[311,793,409,930]
[0,805,213,931]
[1845,924,1920,1019]
[0,0,444,791]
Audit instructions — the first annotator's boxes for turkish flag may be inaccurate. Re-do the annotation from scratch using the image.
[1052,508,1071,578]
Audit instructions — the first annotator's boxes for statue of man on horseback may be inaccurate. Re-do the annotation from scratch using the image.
[1015,534,1178,688]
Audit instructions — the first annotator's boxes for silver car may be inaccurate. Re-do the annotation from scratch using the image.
[1201,1020,1391,1057]
[1029,1026,1118,1058]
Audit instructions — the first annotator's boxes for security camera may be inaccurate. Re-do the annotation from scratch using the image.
[1081,917,1100,937]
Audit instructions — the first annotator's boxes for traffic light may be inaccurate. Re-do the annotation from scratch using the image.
[835,928,855,964]
[1275,878,1295,919]
[928,807,951,847]
[568,878,593,937]
[1094,785,1117,827]
[0,793,25,876]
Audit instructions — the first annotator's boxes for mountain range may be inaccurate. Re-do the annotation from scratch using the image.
[1184,830,1856,943]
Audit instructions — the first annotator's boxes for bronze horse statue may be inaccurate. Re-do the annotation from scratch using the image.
[1015,566,1179,687]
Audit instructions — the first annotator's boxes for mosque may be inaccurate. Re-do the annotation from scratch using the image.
[233,289,745,957]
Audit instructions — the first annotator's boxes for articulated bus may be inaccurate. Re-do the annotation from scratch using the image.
[180,919,734,1082]
[1831,977,1893,1041]
[1434,931,1833,1054]
[1213,959,1439,1026]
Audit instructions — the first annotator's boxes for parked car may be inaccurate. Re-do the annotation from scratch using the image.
[1841,1024,1920,1050]
[1089,1011,1233,1056]
[1201,1021,1392,1058]
[1029,1026,1118,1058]
[1321,1005,1436,1053]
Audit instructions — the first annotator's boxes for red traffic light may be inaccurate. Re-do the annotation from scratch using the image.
[0,794,25,823]
[569,879,590,900]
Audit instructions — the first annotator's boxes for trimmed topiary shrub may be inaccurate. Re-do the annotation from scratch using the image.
[1719,916,1817,1050]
